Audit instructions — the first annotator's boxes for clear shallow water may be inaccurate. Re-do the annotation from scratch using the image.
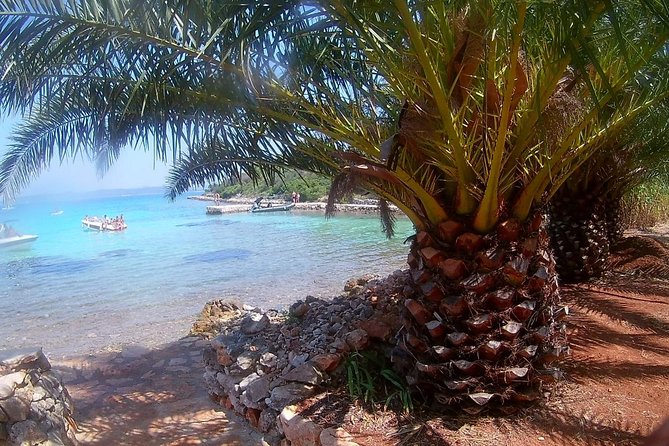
[0,189,414,357]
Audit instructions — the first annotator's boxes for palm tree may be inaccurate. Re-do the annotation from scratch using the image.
[548,52,669,283]
[0,0,668,411]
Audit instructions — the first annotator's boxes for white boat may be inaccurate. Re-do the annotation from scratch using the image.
[249,197,296,213]
[0,224,38,248]
[51,210,63,216]
[82,216,127,232]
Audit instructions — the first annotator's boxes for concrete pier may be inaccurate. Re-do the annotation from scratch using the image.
[205,204,250,214]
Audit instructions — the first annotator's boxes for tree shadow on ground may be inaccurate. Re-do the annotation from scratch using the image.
[50,337,262,446]
[524,406,647,446]
[564,285,669,335]
[566,312,669,358]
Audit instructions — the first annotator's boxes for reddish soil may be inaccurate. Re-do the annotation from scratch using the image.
[296,233,669,446]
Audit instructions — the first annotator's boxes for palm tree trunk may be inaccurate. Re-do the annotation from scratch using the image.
[397,211,568,412]
[604,194,626,245]
[548,192,610,283]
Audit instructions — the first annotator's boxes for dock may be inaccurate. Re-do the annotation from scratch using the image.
[205,204,250,214]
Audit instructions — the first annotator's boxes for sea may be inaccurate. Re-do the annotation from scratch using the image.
[0,188,414,357]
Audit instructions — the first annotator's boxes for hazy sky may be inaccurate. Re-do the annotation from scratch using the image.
[0,116,172,197]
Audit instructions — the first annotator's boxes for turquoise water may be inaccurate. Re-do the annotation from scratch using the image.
[0,189,414,357]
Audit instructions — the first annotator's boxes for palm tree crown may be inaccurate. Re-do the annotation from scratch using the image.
[0,1,665,233]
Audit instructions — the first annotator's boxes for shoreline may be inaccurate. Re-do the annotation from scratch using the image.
[189,194,402,215]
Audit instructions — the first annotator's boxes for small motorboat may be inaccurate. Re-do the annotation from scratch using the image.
[249,197,295,213]
[82,216,127,231]
[0,224,38,248]
[51,209,64,216]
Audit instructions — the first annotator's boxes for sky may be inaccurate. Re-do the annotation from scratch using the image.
[0,116,172,198]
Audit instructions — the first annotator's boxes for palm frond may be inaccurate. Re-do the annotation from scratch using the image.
[0,0,669,236]
[378,197,396,239]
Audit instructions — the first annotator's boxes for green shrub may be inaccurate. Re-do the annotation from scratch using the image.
[209,171,331,202]
[345,350,413,414]
[621,179,669,229]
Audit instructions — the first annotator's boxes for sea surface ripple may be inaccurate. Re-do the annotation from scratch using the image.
[0,189,414,356]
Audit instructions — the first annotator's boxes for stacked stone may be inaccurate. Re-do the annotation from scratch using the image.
[198,270,408,441]
[0,349,77,446]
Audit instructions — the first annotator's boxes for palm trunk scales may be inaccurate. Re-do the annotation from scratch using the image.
[398,212,568,412]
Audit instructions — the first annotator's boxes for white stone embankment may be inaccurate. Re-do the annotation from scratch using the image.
[0,349,78,445]
[191,195,399,215]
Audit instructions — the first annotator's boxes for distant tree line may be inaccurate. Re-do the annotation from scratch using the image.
[208,171,332,202]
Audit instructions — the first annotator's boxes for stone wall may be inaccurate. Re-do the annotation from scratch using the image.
[194,270,410,445]
[0,349,77,446]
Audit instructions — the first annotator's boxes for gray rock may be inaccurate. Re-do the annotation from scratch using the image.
[245,377,271,403]
[259,408,279,433]
[281,364,323,385]
[239,373,260,391]
[243,304,261,312]
[288,353,309,368]
[216,372,244,393]
[9,420,48,445]
[266,383,315,411]
[241,313,270,335]
[36,374,62,398]
[288,301,310,319]
[260,352,278,369]
[0,348,51,372]
[344,328,369,350]
[0,390,32,421]
[30,396,56,418]
[237,352,259,371]
[210,334,230,351]
[0,371,27,400]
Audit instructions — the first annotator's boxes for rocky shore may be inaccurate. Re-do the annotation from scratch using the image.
[192,270,409,445]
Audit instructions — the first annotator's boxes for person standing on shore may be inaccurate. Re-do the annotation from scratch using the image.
[292,191,297,203]
[296,193,300,203]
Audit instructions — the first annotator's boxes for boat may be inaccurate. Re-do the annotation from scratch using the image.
[82,216,127,231]
[249,198,295,213]
[51,209,63,216]
[0,224,38,248]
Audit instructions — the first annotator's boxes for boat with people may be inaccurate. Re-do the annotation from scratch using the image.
[249,197,295,213]
[0,224,38,248]
[82,215,127,231]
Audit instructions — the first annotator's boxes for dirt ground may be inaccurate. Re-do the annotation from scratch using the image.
[56,228,669,445]
[296,229,669,446]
